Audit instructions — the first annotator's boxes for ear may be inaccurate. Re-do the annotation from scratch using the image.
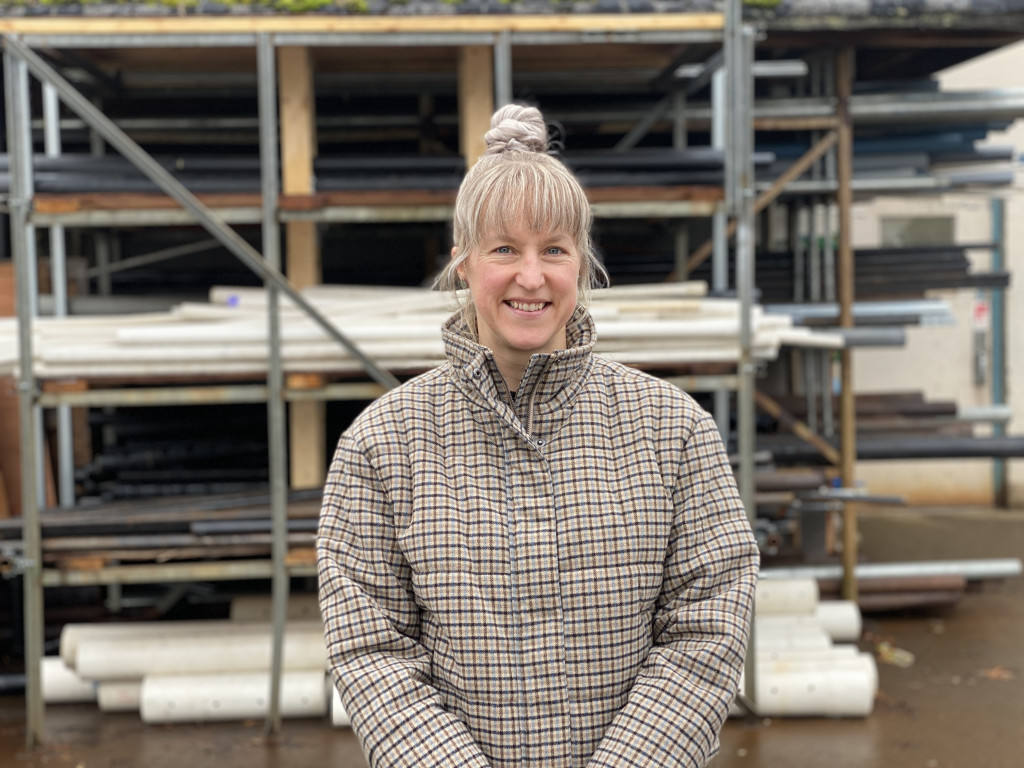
[453,247,466,282]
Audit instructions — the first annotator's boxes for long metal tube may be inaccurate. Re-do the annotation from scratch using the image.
[43,82,76,509]
[762,558,1023,583]
[723,0,758,713]
[991,197,1008,507]
[257,34,289,738]
[5,46,45,748]
[2,34,401,391]
[494,30,512,108]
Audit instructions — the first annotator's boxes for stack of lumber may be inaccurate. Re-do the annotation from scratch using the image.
[0,281,840,381]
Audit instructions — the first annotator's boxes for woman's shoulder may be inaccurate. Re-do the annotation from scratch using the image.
[588,357,710,428]
[591,356,698,400]
[345,365,452,439]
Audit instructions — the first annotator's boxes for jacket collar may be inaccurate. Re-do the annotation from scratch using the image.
[442,305,596,411]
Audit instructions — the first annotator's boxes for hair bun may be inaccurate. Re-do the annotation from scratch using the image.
[483,104,548,155]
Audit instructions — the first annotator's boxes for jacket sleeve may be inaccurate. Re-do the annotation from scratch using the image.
[317,432,493,768]
[586,409,759,768]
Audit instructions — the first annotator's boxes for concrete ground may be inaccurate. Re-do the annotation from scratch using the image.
[1,504,1022,768]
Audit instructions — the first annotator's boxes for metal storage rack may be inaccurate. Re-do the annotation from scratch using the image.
[2,8,762,745]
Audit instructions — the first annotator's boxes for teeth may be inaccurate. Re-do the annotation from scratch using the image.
[509,301,545,312]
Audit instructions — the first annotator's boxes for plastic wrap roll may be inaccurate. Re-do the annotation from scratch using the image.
[141,670,329,723]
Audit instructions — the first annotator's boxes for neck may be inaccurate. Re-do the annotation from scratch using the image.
[494,356,527,396]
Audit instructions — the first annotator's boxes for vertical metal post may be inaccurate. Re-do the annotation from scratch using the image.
[725,6,758,711]
[5,40,45,747]
[493,31,512,108]
[835,48,858,602]
[258,33,288,738]
[671,90,688,149]
[727,25,756,524]
[793,203,805,302]
[43,82,76,508]
[991,197,1007,507]
[711,67,730,437]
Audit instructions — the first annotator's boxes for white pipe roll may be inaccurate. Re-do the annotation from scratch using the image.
[756,645,859,664]
[750,624,833,652]
[98,680,143,713]
[814,600,863,642]
[140,670,328,724]
[742,654,878,718]
[755,578,820,615]
[41,656,97,703]
[75,622,326,680]
[62,619,276,668]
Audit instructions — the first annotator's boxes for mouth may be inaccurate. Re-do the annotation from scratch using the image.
[506,300,548,313]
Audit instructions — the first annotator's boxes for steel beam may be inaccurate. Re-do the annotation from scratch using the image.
[258,33,289,738]
[4,44,45,749]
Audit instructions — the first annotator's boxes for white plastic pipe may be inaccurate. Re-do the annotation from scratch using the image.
[98,680,143,713]
[752,655,878,717]
[41,656,97,703]
[140,670,328,724]
[814,600,863,642]
[61,619,286,668]
[750,624,833,651]
[734,653,878,718]
[756,645,858,663]
[755,578,820,614]
[75,622,326,680]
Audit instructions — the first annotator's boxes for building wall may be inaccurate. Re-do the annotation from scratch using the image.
[847,41,1024,506]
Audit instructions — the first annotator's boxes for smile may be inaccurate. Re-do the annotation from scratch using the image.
[507,300,547,312]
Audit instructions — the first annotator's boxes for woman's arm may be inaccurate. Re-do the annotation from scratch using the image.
[586,410,759,767]
[317,433,493,768]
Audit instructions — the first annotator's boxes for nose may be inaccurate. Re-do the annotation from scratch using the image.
[516,250,545,291]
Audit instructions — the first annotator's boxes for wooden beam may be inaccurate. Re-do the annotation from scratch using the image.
[753,390,842,467]
[458,45,494,168]
[278,46,325,491]
[0,14,725,36]
[278,46,317,200]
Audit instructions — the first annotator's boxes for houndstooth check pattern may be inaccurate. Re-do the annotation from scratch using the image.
[318,306,759,768]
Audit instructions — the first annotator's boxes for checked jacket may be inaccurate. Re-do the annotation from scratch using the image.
[317,306,759,768]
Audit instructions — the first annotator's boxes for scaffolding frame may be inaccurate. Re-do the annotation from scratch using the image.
[2,14,762,746]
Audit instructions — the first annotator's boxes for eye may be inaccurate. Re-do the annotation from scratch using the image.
[496,246,513,254]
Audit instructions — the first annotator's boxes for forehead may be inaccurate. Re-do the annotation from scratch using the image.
[481,223,574,244]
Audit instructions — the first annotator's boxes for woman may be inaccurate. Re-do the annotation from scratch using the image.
[317,104,759,768]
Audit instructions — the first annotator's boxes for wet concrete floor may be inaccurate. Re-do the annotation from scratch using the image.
[1,505,1022,768]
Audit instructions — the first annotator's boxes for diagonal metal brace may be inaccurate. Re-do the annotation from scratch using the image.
[2,33,401,391]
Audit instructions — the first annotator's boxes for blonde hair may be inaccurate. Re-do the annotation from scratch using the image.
[437,104,607,326]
